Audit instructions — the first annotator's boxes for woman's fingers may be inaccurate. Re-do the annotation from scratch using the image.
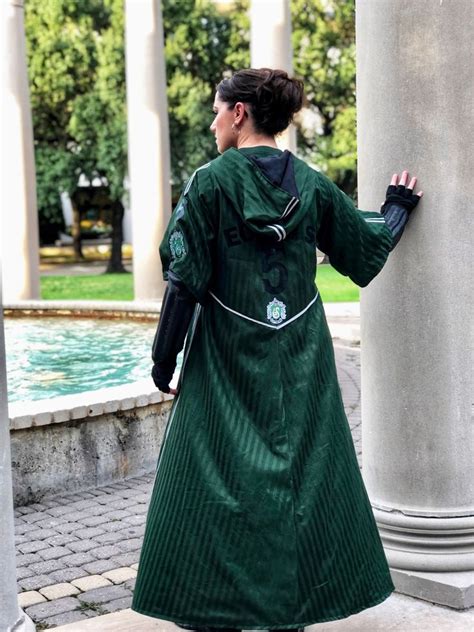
[399,170,409,187]
[407,176,417,191]
[169,387,178,395]
[390,171,421,193]
[417,191,423,197]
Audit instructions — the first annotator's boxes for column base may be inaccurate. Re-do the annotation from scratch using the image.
[391,568,474,610]
[10,610,36,632]
[373,507,474,571]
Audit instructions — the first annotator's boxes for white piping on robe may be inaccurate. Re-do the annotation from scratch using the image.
[183,162,211,196]
[364,217,385,223]
[209,291,319,330]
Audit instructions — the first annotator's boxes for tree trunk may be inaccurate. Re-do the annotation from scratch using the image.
[106,199,126,273]
[71,199,84,261]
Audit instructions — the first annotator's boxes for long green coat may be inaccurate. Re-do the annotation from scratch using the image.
[132,147,394,628]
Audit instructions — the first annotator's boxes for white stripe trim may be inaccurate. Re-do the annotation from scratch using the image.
[280,196,299,220]
[269,224,284,241]
[269,223,286,241]
[209,291,319,330]
[365,217,385,223]
[183,162,211,196]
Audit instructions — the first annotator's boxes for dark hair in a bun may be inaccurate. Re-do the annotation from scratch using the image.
[217,68,304,136]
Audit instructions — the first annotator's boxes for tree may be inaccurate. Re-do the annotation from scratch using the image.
[292,0,357,195]
[69,0,128,271]
[163,0,249,193]
[25,0,249,265]
[25,0,110,258]
[26,0,356,271]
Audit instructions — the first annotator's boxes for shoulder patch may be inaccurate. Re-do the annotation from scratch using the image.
[169,230,187,259]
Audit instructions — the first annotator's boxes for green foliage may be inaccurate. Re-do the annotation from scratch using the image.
[163,0,249,188]
[91,0,127,200]
[292,0,357,193]
[26,0,357,230]
[26,0,250,219]
[25,0,113,226]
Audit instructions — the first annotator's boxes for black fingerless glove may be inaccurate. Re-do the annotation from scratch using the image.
[381,183,421,250]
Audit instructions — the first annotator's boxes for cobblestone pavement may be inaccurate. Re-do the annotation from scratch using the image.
[14,343,361,629]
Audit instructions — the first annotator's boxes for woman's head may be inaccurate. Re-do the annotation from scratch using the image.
[210,68,304,153]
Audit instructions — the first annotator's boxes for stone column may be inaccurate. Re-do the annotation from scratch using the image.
[125,0,172,301]
[1,0,40,302]
[356,0,473,609]
[0,262,35,631]
[250,0,296,152]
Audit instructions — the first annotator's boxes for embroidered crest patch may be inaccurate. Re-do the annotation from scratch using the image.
[169,230,186,259]
[267,298,287,325]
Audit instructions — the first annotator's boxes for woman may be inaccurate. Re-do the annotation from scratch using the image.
[132,69,422,631]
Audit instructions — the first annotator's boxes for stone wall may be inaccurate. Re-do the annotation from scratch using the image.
[9,380,172,505]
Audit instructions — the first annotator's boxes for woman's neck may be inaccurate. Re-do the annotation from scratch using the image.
[236,129,278,149]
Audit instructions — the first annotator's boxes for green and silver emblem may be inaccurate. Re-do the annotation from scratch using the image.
[267,298,287,325]
[169,230,186,259]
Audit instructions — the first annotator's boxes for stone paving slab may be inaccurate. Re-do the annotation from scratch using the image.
[53,594,474,632]
[39,582,80,600]
[71,575,113,592]
[18,590,47,608]
[14,344,363,628]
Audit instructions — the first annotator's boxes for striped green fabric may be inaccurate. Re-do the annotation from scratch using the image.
[132,147,394,628]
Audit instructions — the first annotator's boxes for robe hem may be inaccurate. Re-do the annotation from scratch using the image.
[131,584,394,629]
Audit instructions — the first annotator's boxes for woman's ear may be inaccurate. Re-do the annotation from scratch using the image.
[234,101,247,126]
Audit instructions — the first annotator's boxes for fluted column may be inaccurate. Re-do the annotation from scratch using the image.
[125,0,171,300]
[356,0,473,609]
[1,0,40,302]
[250,0,296,152]
[0,260,35,631]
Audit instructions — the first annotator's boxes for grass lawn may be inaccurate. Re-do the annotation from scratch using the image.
[40,265,359,303]
[315,265,360,302]
[41,273,134,301]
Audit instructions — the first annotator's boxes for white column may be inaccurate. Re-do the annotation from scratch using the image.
[356,0,473,609]
[0,262,35,631]
[250,0,296,153]
[1,0,40,302]
[125,0,172,301]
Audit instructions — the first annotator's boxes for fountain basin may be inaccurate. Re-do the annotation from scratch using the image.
[5,301,174,505]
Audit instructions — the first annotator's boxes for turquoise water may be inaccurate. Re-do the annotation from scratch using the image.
[5,317,160,403]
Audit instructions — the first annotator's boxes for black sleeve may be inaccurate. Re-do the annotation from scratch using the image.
[151,271,196,393]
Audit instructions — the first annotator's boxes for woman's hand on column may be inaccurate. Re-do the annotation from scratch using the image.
[380,170,423,250]
[384,170,423,210]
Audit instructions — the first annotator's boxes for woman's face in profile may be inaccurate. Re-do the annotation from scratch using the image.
[210,93,236,154]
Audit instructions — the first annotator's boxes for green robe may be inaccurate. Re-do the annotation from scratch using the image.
[132,146,394,628]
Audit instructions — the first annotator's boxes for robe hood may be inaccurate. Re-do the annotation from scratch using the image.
[211,147,308,242]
